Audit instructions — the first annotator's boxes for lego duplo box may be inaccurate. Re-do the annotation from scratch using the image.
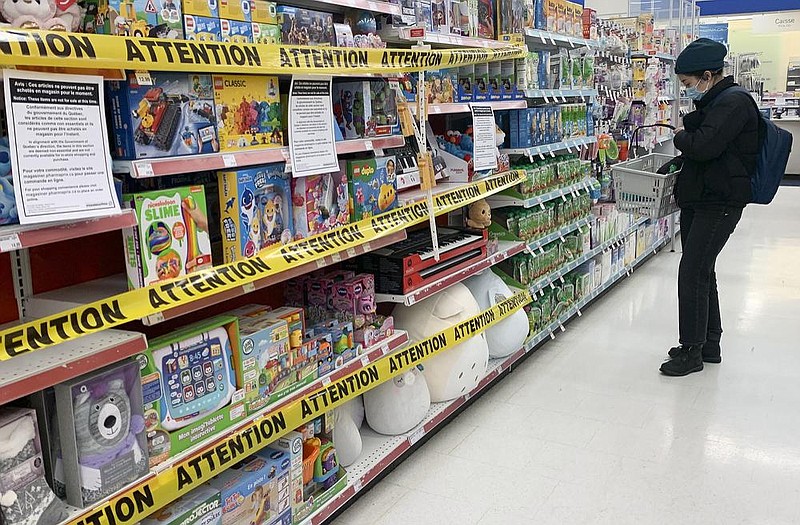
[108,71,219,160]
[140,316,246,467]
[213,74,282,152]
[217,164,294,262]
[184,14,222,40]
[346,156,398,221]
[122,185,213,289]
[97,0,183,38]
[141,486,222,525]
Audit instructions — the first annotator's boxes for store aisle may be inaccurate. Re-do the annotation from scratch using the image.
[332,187,800,525]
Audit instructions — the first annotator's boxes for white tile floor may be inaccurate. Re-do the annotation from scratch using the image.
[333,187,800,525]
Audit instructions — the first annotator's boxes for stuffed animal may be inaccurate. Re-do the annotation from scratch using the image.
[364,367,430,435]
[332,398,364,467]
[0,410,68,525]
[0,0,74,30]
[71,378,147,504]
[463,269,529,358]
[392,283,489,402]
[466,199,491,229]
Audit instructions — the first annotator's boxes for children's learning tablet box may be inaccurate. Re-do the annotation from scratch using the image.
[213,74,282,152]
[122,185,213,290]
[218,164,294,263]
[139,316,245,467]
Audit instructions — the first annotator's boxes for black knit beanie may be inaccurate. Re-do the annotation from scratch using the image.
[675,38,727,74]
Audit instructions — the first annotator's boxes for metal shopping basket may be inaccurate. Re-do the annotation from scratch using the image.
[612,153,679,219]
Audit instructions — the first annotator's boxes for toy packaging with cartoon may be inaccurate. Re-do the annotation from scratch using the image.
[221,17,253,42]
[277,5,335,45]
[0,407,68,525]
[53,360,149,507]
[291,170,350,239]
[213,74,282,152]
[332,81,366,139]
[218,164,294,263]
[139,316,245,467]
[346,156,398,221]
[140,485,222,525]
[183,14,222,40]
[366,80,399,137]
[107,72,219,160]
[121,185,213,289]
[0,136,17,226]
[96,0,183,38]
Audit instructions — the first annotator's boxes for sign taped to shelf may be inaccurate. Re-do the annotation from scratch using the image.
[66,290,531,525]
[0,29,525,74]
[0,171,525,360]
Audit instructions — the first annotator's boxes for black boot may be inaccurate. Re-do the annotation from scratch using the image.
[668,342,721,363]
[661,345,704,376]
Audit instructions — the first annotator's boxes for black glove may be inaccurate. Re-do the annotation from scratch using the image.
[657,156,683,175]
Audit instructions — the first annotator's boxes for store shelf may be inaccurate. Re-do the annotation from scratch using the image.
[524,28,598,50]
[374,240,526,305]
[113,137,406,178]
[61,329,410,525]
[306,0,401,15]
[0,210,137,253]
[305,235,670,525]
[379,27,509,48]
[501,136,597,158]
[0,328,146,404]
[485,177,591,208]
[422,100,528,114]
[596,86,633,100]
[631,51,676,62]
[526,215,593,254]
[524,88,598,100]
[595,51,630,65]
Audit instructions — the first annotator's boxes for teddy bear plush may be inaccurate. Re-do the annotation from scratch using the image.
[0,0,78,31]
[466,199,491,229]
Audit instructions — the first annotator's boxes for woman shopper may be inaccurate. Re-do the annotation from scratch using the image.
[659,38,760,376]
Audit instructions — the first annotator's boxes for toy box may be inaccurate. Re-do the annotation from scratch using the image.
[252,22,282,43]
[425,69,454,104]
[488,61,502,100]
[221,18,253,42]
[332,81,366,139]
[366,79,399,137]
[252,0,277,23]
[108,72,219,160]
[142,486,222,525]
[207,450,292,525]
[457,65,474,102]
[291,170,350,239]
[0,407,66,523]
[213,74,282,152]
[431,0,447,31]
[477,0,494,38]
[97,0,183,38]
[277,6,335,45]
[122,185,213,289]
[500,60,515,100]
[219,0,251,21]
[346,155,398,220]
[475,62,492,100]
[183,0,217,17]
[184,14,222,40]
[140,316,245,467]
[218,164,293,262]
[269,434,304,521]
[54,360,149,507]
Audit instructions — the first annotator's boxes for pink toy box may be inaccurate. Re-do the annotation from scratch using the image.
[291,170,350,240]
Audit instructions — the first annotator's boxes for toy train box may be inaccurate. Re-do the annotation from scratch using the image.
[291,170,350,239]
[218,164,294,263]
[121,185,213,289]
[345,156,397,221]
[213,74,282,152]
[206,449,292,525]
[95,0,183,38]
[221,18,253,42]
[107,72,219,160]
[184,14,222,40]
[141,486,222,525]
[276,5,335,45]
[139,316,246,467]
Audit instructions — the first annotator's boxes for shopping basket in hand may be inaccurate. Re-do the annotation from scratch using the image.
[611,124,679,219]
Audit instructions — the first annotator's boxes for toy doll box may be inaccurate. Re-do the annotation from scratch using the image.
[122,185,213,290]
[139,316,245,467]
[276,6,335,46]
[218,165,294,263]
[98,0,184,38]
[346,156,398,221]
[54,360,149,508]
[291,170,350,240]
[213,74,282,152]
[366,80,400,137]
[141,486,222,525]
[332,81,366,140]
[207,449,292,525]
[107,71,219,160]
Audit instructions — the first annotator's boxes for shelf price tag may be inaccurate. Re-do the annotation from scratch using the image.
[408,427,426,445]
[0,233,22,252]
[360,356,370,367]
[242,282,255,294]
[346,247,357,258]
[137,162,155,178]
[576,308,582,317]
[222,154,237,168]
[354,478,364,494]
[134,70,153,85]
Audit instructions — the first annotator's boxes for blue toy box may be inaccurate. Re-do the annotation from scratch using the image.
[207,449,292,525]
[184,15,222,40]
[221,18,253,42]
[141,486,222,525]
[218,164,294,263]
[107,71,219,160]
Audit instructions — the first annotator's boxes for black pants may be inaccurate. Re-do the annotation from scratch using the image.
[678,206,743,345]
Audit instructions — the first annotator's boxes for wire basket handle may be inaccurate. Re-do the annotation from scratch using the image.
[631,123,676,159]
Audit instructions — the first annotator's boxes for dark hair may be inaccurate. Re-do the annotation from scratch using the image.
[682,68,724,79]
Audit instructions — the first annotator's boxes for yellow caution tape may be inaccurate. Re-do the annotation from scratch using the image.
[0,29,526,74]
[67,289,532,525]
[0,171,525,360]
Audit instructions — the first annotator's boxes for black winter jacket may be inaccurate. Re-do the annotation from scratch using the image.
[673,76,760,208]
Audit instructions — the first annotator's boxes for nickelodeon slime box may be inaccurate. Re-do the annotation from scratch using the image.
[122,185,213,289]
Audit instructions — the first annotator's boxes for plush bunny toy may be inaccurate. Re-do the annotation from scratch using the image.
[0,0,78,31]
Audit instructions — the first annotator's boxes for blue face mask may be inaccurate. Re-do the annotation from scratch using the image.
[685,78,709,101]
